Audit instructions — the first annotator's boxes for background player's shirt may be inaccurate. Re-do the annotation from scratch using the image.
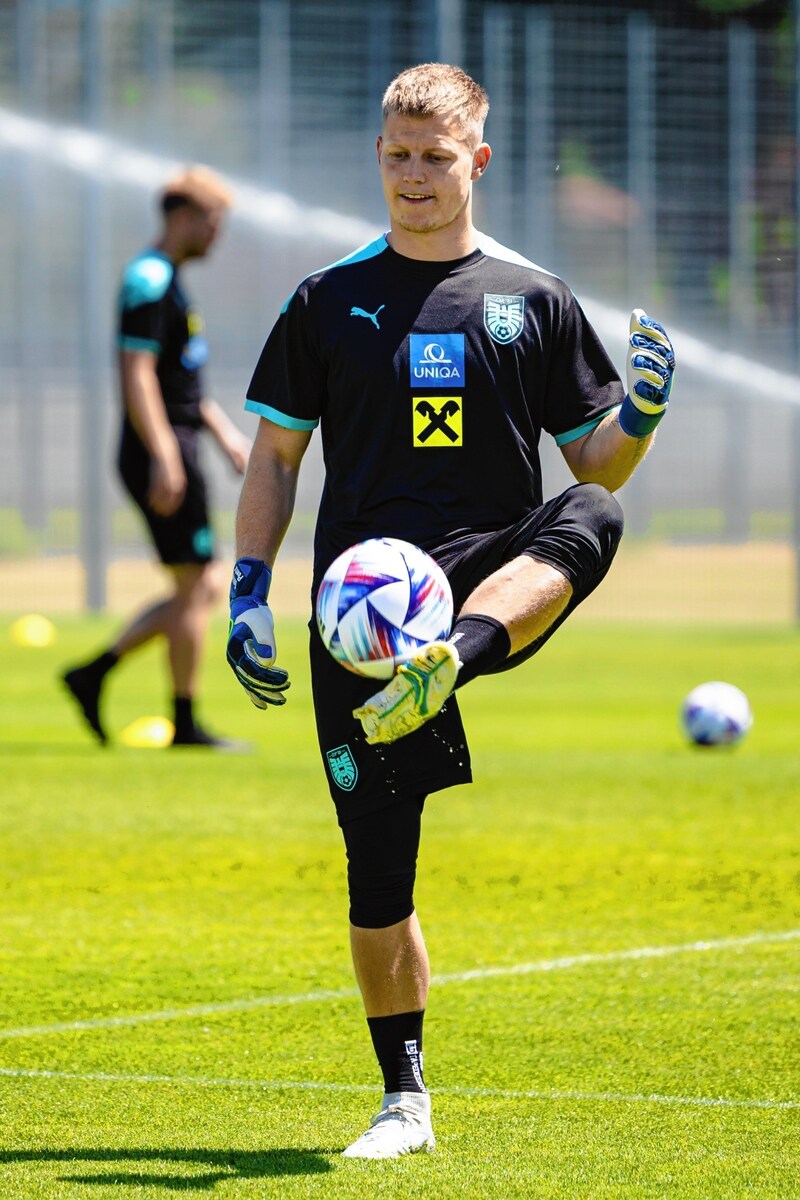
[117,249,208,429]
[246,232,624,573]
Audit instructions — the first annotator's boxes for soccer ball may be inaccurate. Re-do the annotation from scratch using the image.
[680,681,753,747]
[316,537,454,679]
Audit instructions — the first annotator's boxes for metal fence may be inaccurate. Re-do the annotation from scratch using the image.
[1,0,799,614]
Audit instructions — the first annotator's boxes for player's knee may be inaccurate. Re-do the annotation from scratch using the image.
[347,862,416,929]
[340,795,423,928]
[173,561,223,607]
[573,482,624,553]
[201,560,226,605]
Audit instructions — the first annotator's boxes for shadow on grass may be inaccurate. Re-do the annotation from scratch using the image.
[0,1146,335,1188]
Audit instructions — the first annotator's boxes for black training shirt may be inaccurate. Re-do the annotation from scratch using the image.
[246,232,624,569]
[117,249,208,429]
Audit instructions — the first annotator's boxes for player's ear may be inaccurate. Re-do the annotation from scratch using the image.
[376,135,383,165]
[472,143,491,180]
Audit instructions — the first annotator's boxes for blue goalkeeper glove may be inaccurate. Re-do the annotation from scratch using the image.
[619,309,676,438]
[227,557,290,709]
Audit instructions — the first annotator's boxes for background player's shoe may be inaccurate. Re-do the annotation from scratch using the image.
[353,640,461,745]
[341,1092,435,1159]
[61,666,108,745]
[170,724,252,753]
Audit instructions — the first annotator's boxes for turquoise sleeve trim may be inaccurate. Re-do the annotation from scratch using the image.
[244,399,319,431]
[118,335,161,353]
[120,253,172,308]
[553,404,621,446]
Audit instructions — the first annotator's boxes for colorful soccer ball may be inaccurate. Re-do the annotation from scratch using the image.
[680,681,753,747]
[316,537,454,679]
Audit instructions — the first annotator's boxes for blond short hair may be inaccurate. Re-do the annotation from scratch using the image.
[382,63,489,143]
[160,165,233,214]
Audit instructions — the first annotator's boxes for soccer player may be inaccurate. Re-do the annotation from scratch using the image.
[63,166,251,748]
[227,64,675,1156]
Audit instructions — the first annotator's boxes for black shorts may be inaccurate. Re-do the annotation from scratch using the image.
[117,424,215,566]
[311,482,623,823]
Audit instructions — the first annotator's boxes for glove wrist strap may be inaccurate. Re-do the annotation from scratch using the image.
[618,394,665,439]
[231,557,272,601]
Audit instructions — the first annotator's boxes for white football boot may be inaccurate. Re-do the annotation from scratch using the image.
[353,641,461,745]
[341,1091,435,1159]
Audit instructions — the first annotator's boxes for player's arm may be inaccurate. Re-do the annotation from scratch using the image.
[236,417,311,562]
[199,397,251,475]
[560,407,651,492]
[119,348,186,516]
[560,309,675,493]
[226,417,312,710]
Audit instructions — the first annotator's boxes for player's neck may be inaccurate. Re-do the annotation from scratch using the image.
[155,234,188,267]
[386,221,479,263]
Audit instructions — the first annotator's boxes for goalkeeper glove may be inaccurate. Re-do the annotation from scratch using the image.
[226,557,290,709]
[619,308,676,438]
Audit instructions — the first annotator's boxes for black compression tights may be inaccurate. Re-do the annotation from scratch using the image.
[341,796,426,929]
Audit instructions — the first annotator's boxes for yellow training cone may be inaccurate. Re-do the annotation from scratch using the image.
[120,716,175,748]
[10,614,57,648]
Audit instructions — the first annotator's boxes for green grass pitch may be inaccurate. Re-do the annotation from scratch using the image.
[0,614,798,1199]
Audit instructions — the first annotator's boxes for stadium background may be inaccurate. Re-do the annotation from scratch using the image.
[1,0,798,620]
[0,10,797,1192]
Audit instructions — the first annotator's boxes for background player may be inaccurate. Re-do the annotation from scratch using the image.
[63,166,251,749]
[226,64,675,1156]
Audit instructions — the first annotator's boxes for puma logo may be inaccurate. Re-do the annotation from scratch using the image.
[350,304,385,329]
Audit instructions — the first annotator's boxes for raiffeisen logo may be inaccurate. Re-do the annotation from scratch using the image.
[409,333,465,387]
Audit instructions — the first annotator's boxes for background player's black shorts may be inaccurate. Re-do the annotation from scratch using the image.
[312,482,623,823]
[117,424,215,566]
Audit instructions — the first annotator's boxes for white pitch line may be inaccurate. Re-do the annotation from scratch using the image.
[0,1066,796,1112]
[0,987,361,1041]
[0,928,797,1042]
[433,928,800,984]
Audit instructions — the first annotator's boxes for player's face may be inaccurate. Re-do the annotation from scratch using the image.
[182,204,226,259]
[377,112,490,252]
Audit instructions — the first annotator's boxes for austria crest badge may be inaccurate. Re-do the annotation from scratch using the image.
[483,293,525,344]
[326,744,358,791]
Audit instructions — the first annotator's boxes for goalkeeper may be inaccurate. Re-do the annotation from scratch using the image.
[227,64,675,1160]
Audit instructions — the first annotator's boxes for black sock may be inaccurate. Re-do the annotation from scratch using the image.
[62,652,117,744]
[366,1009,427,1094]
[173,695,195,738]
[450,614,511,688]
[83,650,119,681]
[171,700,233,748]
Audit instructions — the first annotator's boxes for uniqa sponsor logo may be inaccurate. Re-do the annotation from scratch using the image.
[412,341,463,381]
[413,363,462,379]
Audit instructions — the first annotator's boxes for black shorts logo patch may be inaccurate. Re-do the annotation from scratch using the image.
[326,744,358,791]
[192,526,214,557]
[412,397,463,447]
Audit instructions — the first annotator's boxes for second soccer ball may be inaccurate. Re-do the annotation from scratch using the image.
[680,681,753,747]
